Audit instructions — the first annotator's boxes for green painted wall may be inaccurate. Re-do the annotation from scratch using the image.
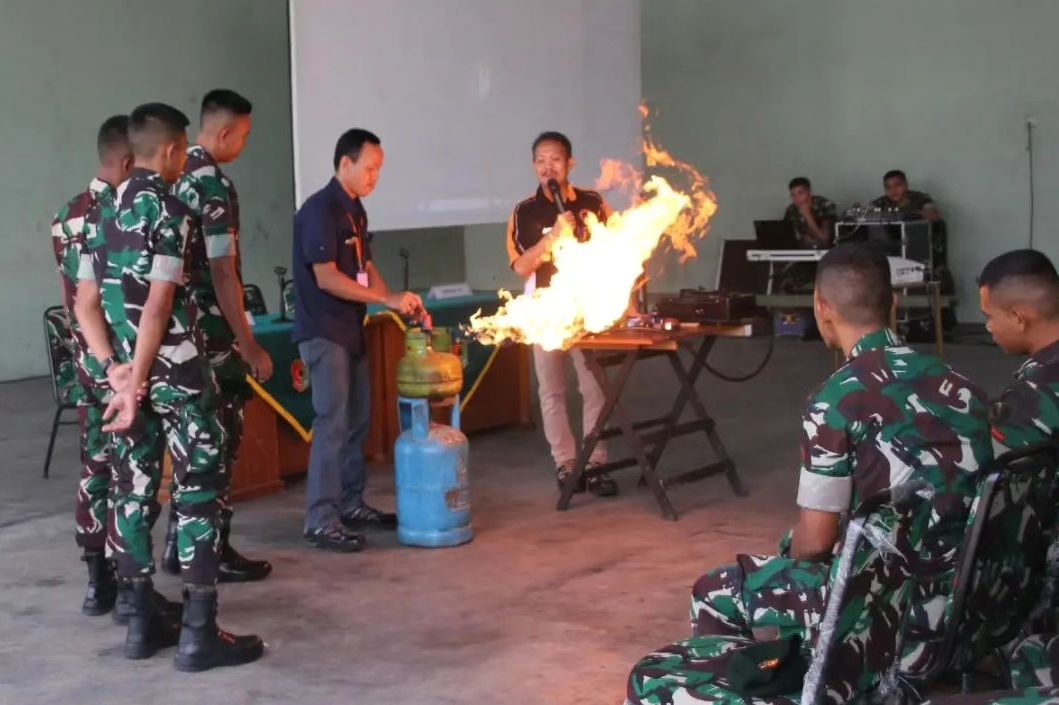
[0,0,293,380]
[0,0,468,380]
[642,0,1059,319]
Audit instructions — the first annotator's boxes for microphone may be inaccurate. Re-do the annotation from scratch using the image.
[546,178,566,213]
[547,178,588,241]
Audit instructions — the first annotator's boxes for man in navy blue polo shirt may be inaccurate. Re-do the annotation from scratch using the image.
[292,128,424,552]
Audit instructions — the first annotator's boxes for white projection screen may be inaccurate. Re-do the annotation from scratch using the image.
[289,0,643,231]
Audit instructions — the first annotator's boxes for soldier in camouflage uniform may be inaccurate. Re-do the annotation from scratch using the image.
[690,244,993,652]
[99,103,262,670]
[164,89,273,583]
[49,115,133,617]
[977,250,1059,688]
[783,176,836,250]
[870,169,953,317]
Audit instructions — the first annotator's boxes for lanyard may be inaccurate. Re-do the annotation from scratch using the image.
[345,213,364,272]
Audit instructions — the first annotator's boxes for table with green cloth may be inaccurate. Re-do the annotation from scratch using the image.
[247,292,531,460]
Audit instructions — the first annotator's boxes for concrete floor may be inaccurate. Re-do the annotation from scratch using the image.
[0,337,1014,705]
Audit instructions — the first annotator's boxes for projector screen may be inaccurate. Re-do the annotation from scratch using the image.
[289,0,642,231]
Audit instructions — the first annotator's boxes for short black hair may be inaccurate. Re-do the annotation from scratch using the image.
[128,103,189,159]
[979,250,1059,318]
[816,243,893,327]
[201,89,252,122]
[883,169,907,184]
[788,177,811,191]
[532,131,572,159]
[333,128,381,171]
[979,249,1059,288]
[96,114,130,161]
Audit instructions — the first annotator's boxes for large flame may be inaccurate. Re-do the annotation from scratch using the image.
[468,107,716,351]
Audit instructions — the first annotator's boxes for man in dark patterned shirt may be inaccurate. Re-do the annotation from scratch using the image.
[51,115,133,617]
[166,89,272,583]
[783,176,836,249]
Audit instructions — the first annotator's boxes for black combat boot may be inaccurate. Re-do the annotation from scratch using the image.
[174,585,264,672]
[113,577,183,626]
[124,577,181,659]
[160,503,180,576]
[81,550,117,616]
[218,509,272,583]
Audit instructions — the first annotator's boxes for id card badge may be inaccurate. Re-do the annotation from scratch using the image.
[356,270,370,288]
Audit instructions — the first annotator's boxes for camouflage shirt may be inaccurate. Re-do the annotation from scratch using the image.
[797,328,993,556]
[51,178,116,391]
[870,189,936,219]
[990,338,1059,452]
[173,144,242,370]
[783,194,837,248]
[101,168,214,403]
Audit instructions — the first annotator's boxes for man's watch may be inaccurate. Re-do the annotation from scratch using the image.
[101,356,117,374]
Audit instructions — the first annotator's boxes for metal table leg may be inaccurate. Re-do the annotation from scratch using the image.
[662,342,747,497]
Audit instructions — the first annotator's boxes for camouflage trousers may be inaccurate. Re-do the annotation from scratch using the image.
[167,390,245,536]
[74,403,111,551]
[109,395,228,584]
[1011,633,1059,689]
[626,634,795,705]
[690,554,831,641]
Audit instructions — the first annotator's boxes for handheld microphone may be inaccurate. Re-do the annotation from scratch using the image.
[547,178,589,242]
[546,178,566,213]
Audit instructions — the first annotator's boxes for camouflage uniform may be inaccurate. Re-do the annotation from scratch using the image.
[691,330,993,661]
[173,144,251,537]
[99,167,227,585]
[992,340,1059,688]
[870,190,936,218]
[51,178,118,551]
[783,194,837,249]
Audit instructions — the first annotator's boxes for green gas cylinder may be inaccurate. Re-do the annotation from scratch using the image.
[396,327,464,399]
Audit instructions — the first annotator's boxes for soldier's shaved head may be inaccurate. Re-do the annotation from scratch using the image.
[200,89,252,126]
[96,114,130,164]
[979,250,1059,320]
[128,103,189,160]
[815,244,893,327]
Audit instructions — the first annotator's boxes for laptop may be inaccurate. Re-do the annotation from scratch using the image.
[753,220,799,249]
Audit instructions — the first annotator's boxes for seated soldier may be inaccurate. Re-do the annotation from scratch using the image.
[979,250,1059,689]
[871,170,955,335]
[779,177,836,309]
[784,176,837,250]
[981,249,1059,453]
[871,169,941,223]
[690,243,993,644]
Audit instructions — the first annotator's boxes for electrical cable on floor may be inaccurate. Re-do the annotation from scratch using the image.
[703,332,775,382]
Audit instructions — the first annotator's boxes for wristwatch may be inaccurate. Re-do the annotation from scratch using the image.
[101,356,117,374]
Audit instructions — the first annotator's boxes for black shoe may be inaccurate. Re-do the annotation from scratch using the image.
[556,465,586,494]
[217,509,272,583]
[124,577,181,660]
[218,544,273,583]
[303,525,366,553]
[340,503,397,531]
[81,550,117,616]
[174,585,264,672]
[160,504,180,577]
[586,472,619,497]
[113,579,183,626]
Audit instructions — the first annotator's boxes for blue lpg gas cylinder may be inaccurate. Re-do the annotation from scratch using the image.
[394,396,473,547]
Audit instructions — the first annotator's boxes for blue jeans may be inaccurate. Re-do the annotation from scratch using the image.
[298,337,371,530]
